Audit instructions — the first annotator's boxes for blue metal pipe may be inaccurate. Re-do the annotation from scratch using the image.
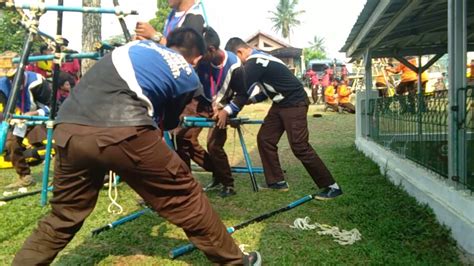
[9,3,138,15]
[91,208,151,235]
[169,194,316,258]
[237,126,259,192]
[163,131,174,150]
[231,166,264,174]
[12,52,101,63]
[11,115,49,121]
[25,121,46,126]
[0,121,9,153]
[41,124,54,206]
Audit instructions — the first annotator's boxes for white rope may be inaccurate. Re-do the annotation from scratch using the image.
[107,171,123,215]
[239,244,249,253]
[290,217,362,245]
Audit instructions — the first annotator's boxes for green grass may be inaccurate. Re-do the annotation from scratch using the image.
[0,103,461,265]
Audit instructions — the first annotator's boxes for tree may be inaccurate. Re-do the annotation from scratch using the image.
[303,48,326,64]
[0,10,44,53]
[82,0,101,74]
[304,35,326,64]
[308,36,326,53]
[269,0,305,44]
[149,0,171,33]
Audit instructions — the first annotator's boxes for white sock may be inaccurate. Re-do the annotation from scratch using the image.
[329,183,340,190]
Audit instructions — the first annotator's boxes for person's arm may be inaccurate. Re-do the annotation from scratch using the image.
[162,86,199,130]
[218,67,249,116]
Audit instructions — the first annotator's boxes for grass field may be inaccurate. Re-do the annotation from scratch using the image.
[0,103,461,265]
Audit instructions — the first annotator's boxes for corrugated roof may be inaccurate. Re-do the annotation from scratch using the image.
[340,0,474,59]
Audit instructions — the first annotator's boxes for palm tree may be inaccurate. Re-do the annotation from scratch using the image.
[269,0,305,44]
[309,36,326,53]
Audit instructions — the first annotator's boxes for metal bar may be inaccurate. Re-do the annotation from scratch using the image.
[7,3,138,15]
[369,0,424,50]
[91,208,151,236]
[364,49,372,137]
[394,55,418,74]
[169,193,316,259]
[25,121,46,126]
[231,166,264,174]
[421,53,445,72]
[417,56,423,137]
[0,186,53,202]
[448,0,467,184]
[41,123,54,206]
[236,126,258,192]
[49,0,64,121]
[113,0,131,42]
[12,52,101,63]
[11,115,49,121]
[346,0,391,57]
[163,131,174,149]
[0,28,36,153]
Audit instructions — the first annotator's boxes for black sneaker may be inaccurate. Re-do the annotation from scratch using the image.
[203,179,222,192]
[315,187,343,200]
[259,181,289,192]
[243,251,262,266]
[219,186,236,198]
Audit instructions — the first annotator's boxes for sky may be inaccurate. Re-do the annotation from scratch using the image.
[17,0,366,60]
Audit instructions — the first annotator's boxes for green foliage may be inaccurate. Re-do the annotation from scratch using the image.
[0,11,49,54]
[0,10,26,53]
[304,47,326,63]
[0,104,461,265]
[149,0,171,33]
[269,0,305,43]
[304,35,326,64]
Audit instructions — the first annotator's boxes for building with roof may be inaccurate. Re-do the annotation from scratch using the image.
[341,0,474,258]
[245,31,303,75]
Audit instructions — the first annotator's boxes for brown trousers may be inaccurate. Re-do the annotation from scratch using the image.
[6,125,47,176]
[257,103,335,188]
[13,124,243,265]
[175,99,233,187]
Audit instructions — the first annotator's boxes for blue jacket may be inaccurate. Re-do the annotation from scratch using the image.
[0,71,50,116]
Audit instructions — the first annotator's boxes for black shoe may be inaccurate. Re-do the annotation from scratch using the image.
[315,187,343,200]
[203,179,222,192]
[243,251,262,266]
[259,181,289,192]
[219,186,236,198]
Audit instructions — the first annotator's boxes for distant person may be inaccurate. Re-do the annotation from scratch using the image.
[56,71,75,108]
[385,57,428,113]
[324,79,339,112]
[337,80,355,113]
[1,70,51,189]
[60,38,81,83]
[310,71,320,104]
[36,45,53,79]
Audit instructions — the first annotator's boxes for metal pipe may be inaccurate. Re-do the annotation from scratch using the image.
[169,193,317,258]
[91,208,151,236]
[237,126,258,192]
[0,29,36,153]
[113,0,131,42]
[41,123,54,206]
[7,3,138,15]
[0,186,53,202]
[12,52,101,63]
[11,115,49,121]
